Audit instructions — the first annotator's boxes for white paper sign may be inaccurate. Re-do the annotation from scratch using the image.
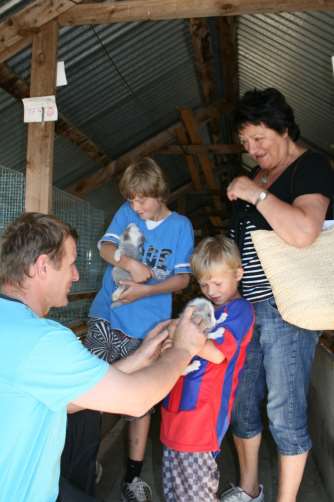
[22,96,58,123]
[56,61,67,87]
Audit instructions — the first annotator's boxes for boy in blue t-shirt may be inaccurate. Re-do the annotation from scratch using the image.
[160,235,255,501]
[85,157,194,501]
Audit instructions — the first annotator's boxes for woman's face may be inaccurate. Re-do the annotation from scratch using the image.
[239,122,289,170]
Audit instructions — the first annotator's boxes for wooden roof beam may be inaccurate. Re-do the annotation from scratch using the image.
[159,144,243,155]
[180,106,225,227]
[59,1,334,25]
[218,17,239,106]
[0,0,83,64]
[66,100,233,197]
[189,18,221,143]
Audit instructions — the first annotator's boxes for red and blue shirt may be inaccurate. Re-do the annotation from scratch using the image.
[160,298,255,454]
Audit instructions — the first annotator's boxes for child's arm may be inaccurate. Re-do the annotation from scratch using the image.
[197,339,225,364]
[100,242,152,283]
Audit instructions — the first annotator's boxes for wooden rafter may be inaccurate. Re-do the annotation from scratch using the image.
[66,100,233,197]
[175,125,222,227]
[180,107,224,227]
[59,1,334,26]
[0,62,111,171]
[189,18,222,144]
[175,127,202,191]
[218,17,239,105]
[0,0,82,64]
[159,144,243,155]
[189,18,216,106]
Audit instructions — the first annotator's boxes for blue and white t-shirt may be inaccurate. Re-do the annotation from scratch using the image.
[89,202,194,339]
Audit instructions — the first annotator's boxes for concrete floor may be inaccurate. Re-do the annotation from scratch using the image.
[97,412,330,502]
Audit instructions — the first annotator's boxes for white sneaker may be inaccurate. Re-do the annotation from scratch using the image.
[220,484,264,501]
[121,477,152,502]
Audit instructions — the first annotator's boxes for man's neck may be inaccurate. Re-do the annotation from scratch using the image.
[1,284,44,317]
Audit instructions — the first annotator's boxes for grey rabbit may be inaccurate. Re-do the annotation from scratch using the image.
[111,223,145,308]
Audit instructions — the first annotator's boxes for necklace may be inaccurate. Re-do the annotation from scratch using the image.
[259,171,269,185]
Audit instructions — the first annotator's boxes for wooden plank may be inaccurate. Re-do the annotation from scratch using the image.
[0,37,32,64]
[159,144,243,155]
[180,107,224,226]
[0,0,80,63]
[68,290,97,302]
[168,182,193,204]
[180,107,221,192]
[218,17,239,106]
[175,127,202,191]
[189,18,216,105]
[25,21,58,213]
[174,126,221,227]
[66,100,233,197]
[59,0,334,25]
[189,18,221,143]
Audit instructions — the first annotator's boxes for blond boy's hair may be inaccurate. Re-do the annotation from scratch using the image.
[191,234,242,280]
[119,157,170,202]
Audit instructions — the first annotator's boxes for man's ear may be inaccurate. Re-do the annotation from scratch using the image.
[236,266,244,281]
[34,254,49,279]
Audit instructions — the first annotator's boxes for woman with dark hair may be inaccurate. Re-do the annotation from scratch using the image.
[221,88,334,502]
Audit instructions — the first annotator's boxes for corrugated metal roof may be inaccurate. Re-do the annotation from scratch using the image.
[0,0,32,21]
[4,19,202,190]
[238,11,334,158]
[1,8,334,214]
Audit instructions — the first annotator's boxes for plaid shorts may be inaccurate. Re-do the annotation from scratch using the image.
[84,318,153,419]
[162,447,219,502]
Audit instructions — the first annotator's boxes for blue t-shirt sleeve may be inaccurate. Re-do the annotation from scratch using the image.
[173,217,194,274]
[98,202,129,247]
[17,324,109,411]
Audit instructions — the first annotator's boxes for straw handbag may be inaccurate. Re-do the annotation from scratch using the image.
[251,226,334,330]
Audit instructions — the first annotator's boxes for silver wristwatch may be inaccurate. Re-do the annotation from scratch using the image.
[254,190,268,207]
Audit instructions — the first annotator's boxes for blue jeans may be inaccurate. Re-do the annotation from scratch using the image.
[231,297,319,455]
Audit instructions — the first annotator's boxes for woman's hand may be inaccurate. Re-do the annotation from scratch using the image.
[227,176,261,205]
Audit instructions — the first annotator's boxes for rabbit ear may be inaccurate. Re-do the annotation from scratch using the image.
[114,248,121,262]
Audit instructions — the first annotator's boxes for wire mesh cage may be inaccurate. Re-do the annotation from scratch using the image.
[0,165,106,326]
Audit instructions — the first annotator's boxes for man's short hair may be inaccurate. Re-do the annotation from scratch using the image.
[0,212,78,287]
[191,234,242,280]
[119,157,170,202]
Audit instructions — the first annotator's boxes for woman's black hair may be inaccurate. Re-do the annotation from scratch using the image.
[234,88,300,141]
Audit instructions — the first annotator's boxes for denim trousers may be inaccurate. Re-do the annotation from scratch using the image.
[231,296,319,455]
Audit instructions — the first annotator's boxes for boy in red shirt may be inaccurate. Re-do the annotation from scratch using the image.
[160,235,255,501]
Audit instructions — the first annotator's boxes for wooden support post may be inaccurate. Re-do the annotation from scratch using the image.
[25,21,58,213]
[175,127,202,191]
[180,107,224,226]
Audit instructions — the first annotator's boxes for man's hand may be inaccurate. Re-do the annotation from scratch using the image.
[127,259,153,283]
[135,320,172,367]
[172,306,207,358]
[113,320,171,373]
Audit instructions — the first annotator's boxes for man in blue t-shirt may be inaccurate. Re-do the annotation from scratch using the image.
[0,212,206,502]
